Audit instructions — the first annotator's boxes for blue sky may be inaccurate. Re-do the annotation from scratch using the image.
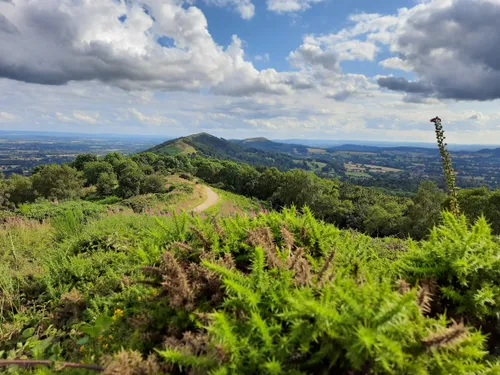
[0,0,500,143]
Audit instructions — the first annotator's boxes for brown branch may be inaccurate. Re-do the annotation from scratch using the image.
[0,360,104,371]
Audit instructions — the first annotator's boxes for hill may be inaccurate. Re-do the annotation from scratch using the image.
[148,133,302,169]
[233,137,310,154]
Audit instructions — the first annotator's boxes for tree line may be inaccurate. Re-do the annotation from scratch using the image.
[1,151,499,240]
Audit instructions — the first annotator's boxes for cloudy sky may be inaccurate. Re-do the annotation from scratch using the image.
[1,0,500,143]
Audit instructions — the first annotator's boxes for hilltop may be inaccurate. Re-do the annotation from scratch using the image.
[147,132,303,170]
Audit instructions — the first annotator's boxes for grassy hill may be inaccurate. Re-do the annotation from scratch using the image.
[233,137,310,154]
[147,133,302,170]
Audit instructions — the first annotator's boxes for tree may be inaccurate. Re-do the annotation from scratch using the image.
[4,174,35,207]
[405,181,446,239]
[32,164,84,201]
[72,154,98,171]
[113,159,140,179]
[83,161,114,185]
[140,174,165,194]
[96,172,118,196]
[103,152,125,167]
[117,167,144,198]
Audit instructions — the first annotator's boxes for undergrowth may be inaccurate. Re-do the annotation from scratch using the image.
[1,204,500,374]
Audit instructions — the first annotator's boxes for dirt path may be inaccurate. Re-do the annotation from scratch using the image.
[191,186,220,213]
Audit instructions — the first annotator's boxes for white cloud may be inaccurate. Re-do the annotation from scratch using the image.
[0,0,276,96]
[0,111,17,122]
[379,57,412,72]
[55,112,73,122]
[255,53,270,62]
[129,108,177,125]
[267,0,324,13]
[73,111,99,124]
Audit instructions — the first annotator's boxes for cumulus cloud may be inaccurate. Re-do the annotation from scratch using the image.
[288,43,340,72]
[267,0,323,13]
[379,57,412,72]
[377,0,500,101]
[0,0,278,95]
[377,77,434,95]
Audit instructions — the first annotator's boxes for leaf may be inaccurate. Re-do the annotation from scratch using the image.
[76,336,89,345]
[95,315,114,331]
[81,326,101,338]
[21,327,35,339]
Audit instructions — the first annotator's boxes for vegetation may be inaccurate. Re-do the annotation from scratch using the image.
[3,121,500,373]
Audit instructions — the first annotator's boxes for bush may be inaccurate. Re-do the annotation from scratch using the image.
[399,212,500,346]
[32,164,84,201]
[122,194,159,213]
[96,172,118,196]
[83,161,114,185]
[161,246,495,375]
[141,174,166,195]
[18,200,106,221]
[117,167,145,198]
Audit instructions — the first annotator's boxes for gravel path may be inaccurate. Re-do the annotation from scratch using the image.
[191,186,220,212]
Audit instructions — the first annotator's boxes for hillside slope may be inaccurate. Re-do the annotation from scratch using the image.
[232,137,310,154]
[147,133,301,169]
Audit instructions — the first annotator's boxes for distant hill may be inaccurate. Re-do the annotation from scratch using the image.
[232,137,310,154]
[147,133,302,169]
[149,133,243,158]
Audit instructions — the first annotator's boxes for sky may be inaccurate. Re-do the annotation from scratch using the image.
[1,0,500,143]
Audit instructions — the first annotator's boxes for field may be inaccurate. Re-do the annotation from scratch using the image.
[345,162,402,174]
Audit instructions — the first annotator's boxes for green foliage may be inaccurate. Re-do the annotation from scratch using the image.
[32,164,84,201]
[71,153,98,171]
[400,212,500,326]
[117,166,144,198]
[0,174,35,208]
[140,174,166,195]
[161,246,495,375]
[404,181,447,240]
[83,161,114,185]
[96,172,118,197]
[18,200,106,221]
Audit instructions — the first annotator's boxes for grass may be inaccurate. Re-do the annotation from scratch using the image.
[204,188,264,217]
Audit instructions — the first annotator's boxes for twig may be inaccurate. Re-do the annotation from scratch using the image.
[0,360,104,371]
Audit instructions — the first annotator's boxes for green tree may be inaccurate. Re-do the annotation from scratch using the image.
[32,164,84,201]
[4,174,35,207]
[140,174,165,194]
[103,152,125,167]
[117,167,144,198]
[96,172,118,196]
[405,181,447,239]
[71,153,98,171]
[83,161,114,185]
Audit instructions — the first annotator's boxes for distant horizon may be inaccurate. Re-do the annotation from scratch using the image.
[1,129,499,151]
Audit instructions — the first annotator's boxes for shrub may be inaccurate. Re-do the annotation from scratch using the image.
[141,174,166,195]
[32,164,84,201]
[96,172,118,196]
[83,161,114,185]
[161,246,496,375]
[117,167,145,198]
